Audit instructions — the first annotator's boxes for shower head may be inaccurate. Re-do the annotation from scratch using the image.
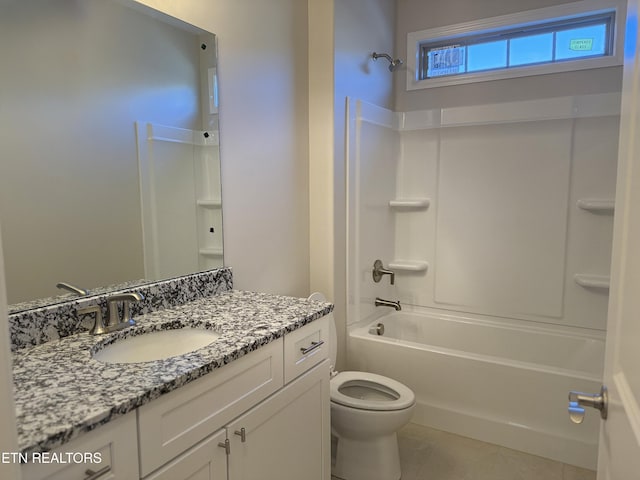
[372,52,404,72]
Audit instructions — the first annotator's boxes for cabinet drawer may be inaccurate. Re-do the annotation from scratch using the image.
[21,412,138,480]
[283,315,330,384]
[137,339,283,477]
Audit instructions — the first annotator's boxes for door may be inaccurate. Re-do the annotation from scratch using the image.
[226,360,330,480]
[596,0,640,477]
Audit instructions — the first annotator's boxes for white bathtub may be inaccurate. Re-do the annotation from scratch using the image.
[348,309,605,469]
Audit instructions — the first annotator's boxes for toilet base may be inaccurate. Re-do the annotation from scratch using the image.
[333,432,401,480]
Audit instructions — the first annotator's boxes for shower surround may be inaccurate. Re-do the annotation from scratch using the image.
[345,95,619,468]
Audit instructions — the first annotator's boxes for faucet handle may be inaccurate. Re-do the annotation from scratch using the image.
[78,305,107,335]
[107,292,145,303]
[107,292,145,325]
[373,259,395,285]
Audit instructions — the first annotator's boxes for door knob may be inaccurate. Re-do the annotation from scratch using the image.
[568,385,608,424]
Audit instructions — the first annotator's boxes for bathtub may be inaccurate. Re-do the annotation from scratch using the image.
[347,308,605,469]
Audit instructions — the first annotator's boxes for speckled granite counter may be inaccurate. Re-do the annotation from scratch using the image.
[12,290,333,455]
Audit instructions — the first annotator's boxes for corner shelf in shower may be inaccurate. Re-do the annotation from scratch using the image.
[388,260,429,272]
[576,199,614,214]
[389,198,430,209]
[574,274,610,290]
[199,247,224,257]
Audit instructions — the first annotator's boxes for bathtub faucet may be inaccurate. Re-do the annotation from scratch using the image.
[372,259,395,285]
[375,297,401,311]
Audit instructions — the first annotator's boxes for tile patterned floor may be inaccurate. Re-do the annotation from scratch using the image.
[333,423,596,480]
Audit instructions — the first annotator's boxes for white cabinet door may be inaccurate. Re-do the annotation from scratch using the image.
[144,429,227,480]
[137,339,283,476]
[596,0,640,478]
[226,360,330,480]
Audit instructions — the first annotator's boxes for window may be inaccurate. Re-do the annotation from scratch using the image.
[406,0,625,90]
[421,13,614,79]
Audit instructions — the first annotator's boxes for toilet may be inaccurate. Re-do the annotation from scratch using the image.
[308,293,416,480]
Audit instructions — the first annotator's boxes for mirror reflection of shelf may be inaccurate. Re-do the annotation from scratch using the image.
[388,260,429,272]
[389,198,430,209]
[576,199,614,214]
[147,123,219,146]
[137,121,224,280]
[574,274,610,291]
[199,247,224,257]
[197,199,222,208]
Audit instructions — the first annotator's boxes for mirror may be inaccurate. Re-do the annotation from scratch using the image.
[0,0,224,310]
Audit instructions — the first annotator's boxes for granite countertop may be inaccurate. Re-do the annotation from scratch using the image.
[12,290,333,455]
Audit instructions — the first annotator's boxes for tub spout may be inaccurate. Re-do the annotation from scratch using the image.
[375,297,401,311]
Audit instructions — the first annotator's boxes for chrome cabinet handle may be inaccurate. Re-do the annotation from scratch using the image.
[218,439,230,455]
[300,340,324,355]
[234,427,246,442]
[84,466,111,480]
[568,385,608,424]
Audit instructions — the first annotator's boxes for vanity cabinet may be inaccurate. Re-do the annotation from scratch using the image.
[139,315,331,480]
[137,339,284,477]
[22,315,331,480]
[151,359,330,480]
[21,411,139,480]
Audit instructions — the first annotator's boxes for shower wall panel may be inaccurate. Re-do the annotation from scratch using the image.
[347,94,619,331]
[346,99,400,325]
[393,100,619,331]
[435,120,572,318]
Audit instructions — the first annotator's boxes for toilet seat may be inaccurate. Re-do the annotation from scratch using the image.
[330,371,415,411]
[307,292,415,413]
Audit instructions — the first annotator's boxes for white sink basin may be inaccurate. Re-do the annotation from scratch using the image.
[92,328,221,364]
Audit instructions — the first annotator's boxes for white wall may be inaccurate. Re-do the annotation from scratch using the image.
[333,0,395,367]
[309,0,334,304]
[136,0,311,297]
[395,0,623,110]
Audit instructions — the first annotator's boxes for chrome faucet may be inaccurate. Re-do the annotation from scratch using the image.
[107,292,145,327]
[77,292,144,335]
[56,282,89,296]
[372,260,395,285]
[375,297,401,311]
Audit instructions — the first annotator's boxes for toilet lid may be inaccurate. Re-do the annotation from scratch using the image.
[330,371,415,411]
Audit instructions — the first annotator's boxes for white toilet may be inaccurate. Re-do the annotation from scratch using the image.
[309,293,416,480]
